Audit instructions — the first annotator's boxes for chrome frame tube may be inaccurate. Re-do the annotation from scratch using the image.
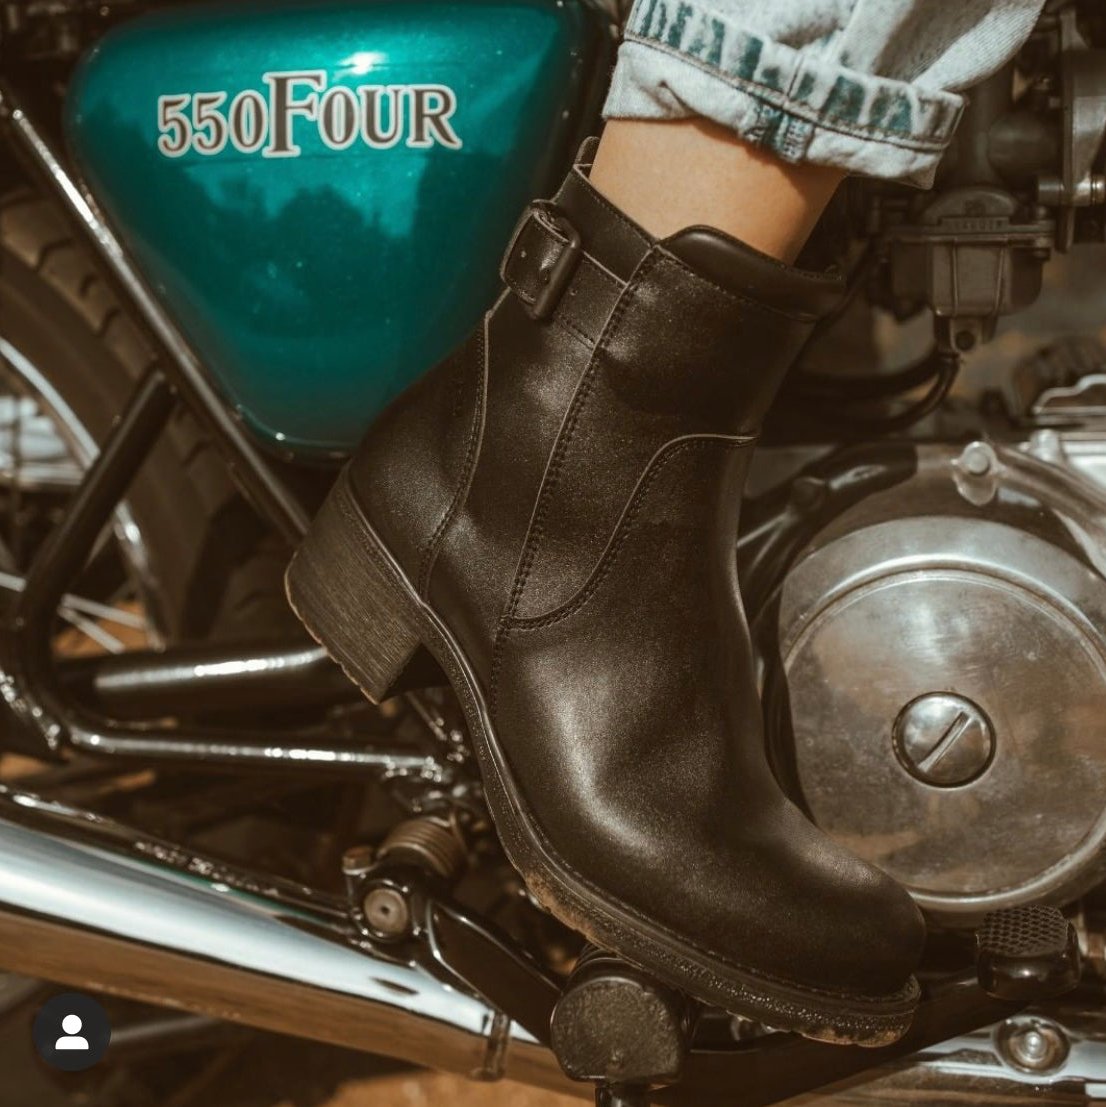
[59,639,361,718]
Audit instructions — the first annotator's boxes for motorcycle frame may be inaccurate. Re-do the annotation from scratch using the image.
[0,77,461,776]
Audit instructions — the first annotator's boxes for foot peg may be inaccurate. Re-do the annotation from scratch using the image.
[976,905,1081,1001]
[551,947,692,1107]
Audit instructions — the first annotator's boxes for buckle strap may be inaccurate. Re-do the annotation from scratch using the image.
[500,201,625,345]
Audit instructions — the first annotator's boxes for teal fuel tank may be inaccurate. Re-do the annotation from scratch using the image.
[66,0,611,454]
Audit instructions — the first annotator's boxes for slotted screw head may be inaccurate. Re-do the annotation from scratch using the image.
[893,692,995,787]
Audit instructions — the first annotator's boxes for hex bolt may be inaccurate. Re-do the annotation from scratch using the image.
[363,886,411,939]
[1000,1019,1069,1073]
[959,441,994,477]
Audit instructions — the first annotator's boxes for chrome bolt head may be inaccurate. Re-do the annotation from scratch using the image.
[363,886,411,939]
[960,440,995,477]
[999,1017,1069,1073]
[893,692,996,787]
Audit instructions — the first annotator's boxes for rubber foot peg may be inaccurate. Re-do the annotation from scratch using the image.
[976,905,1081,1001]
[551,949,691,1087]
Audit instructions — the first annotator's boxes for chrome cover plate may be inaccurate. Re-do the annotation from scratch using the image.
[779,447,1106,922]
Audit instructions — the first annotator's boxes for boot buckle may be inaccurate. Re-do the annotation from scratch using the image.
[505,200,583,321]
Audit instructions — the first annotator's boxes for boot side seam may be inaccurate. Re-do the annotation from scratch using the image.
[503,250,659,624]
[487,250,658,713]
[416,311,490,598]
[551,311,600,351]
[506,434,750,631]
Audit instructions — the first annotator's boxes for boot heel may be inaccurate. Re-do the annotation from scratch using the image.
[286,475,421,704]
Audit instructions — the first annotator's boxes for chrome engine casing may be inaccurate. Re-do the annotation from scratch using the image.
[778,424,1106,925]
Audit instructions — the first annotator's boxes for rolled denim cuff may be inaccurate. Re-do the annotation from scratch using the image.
[603,1,966,187]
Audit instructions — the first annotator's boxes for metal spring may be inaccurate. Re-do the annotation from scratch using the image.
[378,816,466,881]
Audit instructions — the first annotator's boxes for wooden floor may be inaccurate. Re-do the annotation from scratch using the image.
[319,1073,579,1107]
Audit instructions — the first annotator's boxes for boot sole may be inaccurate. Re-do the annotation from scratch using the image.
[285,470,919,1046]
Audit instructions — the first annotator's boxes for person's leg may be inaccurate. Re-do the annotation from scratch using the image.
[590,118,843,262]
[597,0,1048,258]
[288,0,1048,1046]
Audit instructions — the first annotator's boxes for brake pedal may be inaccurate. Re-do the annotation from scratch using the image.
[550,947,692,1107]
[976,905,1081,1001]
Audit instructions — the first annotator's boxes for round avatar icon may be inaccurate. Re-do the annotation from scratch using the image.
[33,993,111,1071]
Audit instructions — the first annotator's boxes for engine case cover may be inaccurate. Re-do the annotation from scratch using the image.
[779,447,1106,923]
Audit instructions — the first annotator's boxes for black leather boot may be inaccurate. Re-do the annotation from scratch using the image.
[287,143,925,1045]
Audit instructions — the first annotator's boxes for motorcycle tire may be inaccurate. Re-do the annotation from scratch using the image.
[0,187,295,640]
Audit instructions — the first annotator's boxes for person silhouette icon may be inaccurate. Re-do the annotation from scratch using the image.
[54,1014,90,1051]
[34,993,110,1071]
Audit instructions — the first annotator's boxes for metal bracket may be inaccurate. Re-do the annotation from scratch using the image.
[1036,9,1106,249]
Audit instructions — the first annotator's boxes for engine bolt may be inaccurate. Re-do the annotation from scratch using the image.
[893,692,995,788]
[959,441,994,477]
[363,886,411,939]
[340,845,376,877]
[999,1018,1069,1073]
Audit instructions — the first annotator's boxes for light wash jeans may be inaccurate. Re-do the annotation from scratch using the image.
[604,0,1047,186]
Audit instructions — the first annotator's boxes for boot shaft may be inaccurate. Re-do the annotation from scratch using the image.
[350,145,841,664]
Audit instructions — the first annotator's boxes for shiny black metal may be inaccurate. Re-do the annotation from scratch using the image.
[0,781,559,1049]
[16,371,174,636]
[55,727,447,775]
[0,781,540,1081]
[521,201,583,320]
[342,850,562,1044]
[427,897,562,1044]
[0,77,310,544]
[0,74,458,779]
[1,370,174,756]
[0,781,352,918]
[0,780,1046,1104]
[59,638,359,718]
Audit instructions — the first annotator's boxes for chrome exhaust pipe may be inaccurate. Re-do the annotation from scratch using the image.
[0,785,574,1095]
[3,783,1104,1106]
